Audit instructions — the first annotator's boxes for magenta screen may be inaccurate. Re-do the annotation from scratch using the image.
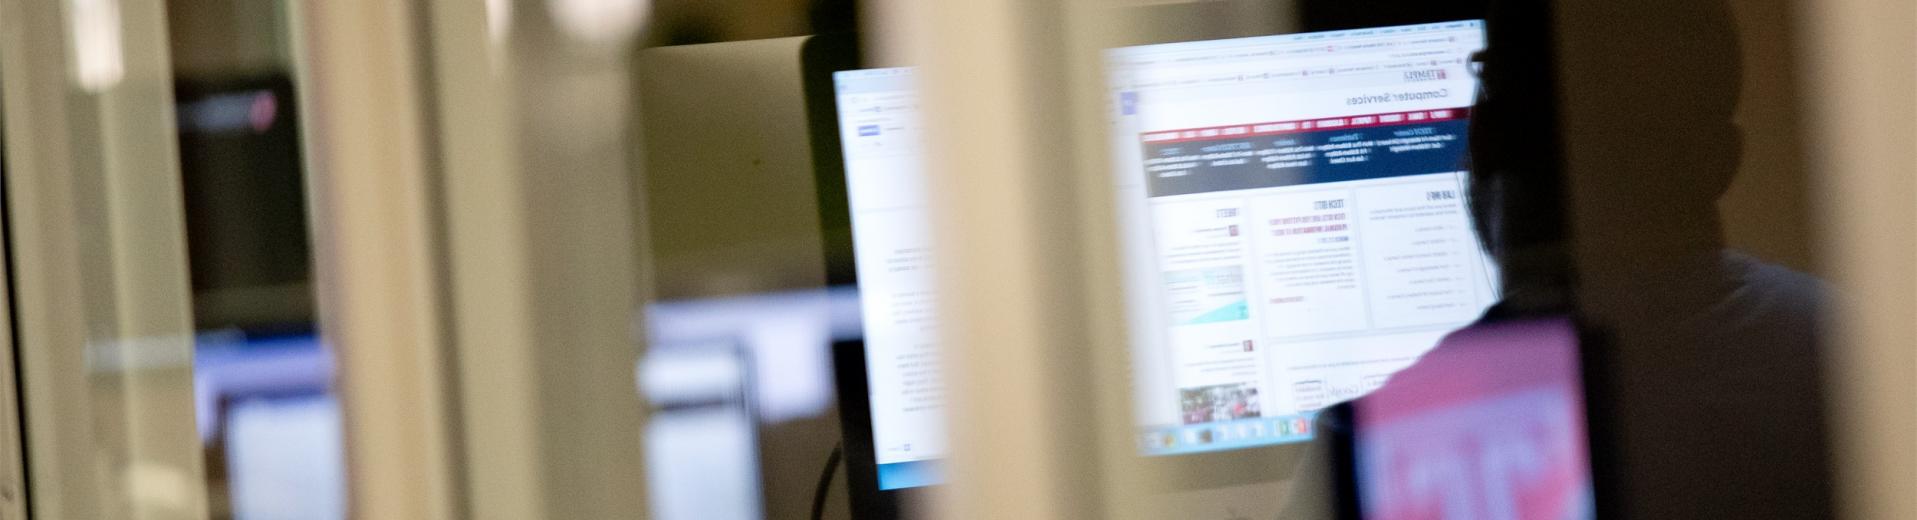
[1353,318,1593,520]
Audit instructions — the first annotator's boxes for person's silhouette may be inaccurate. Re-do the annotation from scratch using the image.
[1282,1,1833,517]
[1468,0,1833,517]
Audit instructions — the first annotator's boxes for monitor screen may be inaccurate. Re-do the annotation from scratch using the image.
[640,341,764,520]
[1108,20,1496,456]
[831,19,1494,489]
[1349,318,1593,519]
[224,392,345,520]
[832,67,940,490]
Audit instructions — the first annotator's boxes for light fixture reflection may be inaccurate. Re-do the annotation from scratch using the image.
[68,0,125,93]
[547,0,650,47]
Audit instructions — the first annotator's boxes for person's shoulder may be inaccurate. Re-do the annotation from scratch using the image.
[1728,247,1818,281]
[1715,250,1825,334]
[1723,250,1824,306]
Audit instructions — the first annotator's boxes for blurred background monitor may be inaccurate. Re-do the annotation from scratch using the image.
[174,75,315,331]
[641,338,765,520]
[196,331,340,520]
[221,391,343,520]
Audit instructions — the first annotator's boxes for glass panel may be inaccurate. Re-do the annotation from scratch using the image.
[0,0,208,516]
[1,0,340,517]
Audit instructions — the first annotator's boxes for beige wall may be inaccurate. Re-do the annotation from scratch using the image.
[168,0,290,79]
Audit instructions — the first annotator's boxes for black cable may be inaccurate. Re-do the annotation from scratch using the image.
[811,442,844,520]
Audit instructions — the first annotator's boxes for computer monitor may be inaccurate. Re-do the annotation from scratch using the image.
[1337,317,1596,519]
[802,36,935,518]
[1107,19,1496,457]
[222,390,345,520]
[807,14,1499,518]
[196,331,344,520]
[820,64,940,493]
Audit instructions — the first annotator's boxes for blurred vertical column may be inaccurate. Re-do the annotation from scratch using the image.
[1802,0,1917,518]
[905,0,1132,518]
[287,1,459,519]
[0,0,208,517]
[420,0,649,518]
[291,0,650,518]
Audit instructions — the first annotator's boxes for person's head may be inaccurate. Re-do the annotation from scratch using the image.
[1469,0,1743,297]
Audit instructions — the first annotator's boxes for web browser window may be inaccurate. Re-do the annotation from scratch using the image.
[1107,20,1498,456]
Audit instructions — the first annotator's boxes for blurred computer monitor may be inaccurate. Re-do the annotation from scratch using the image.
[222,390,344,520]
[1106,18,1497,458]
[196,331,343,520]
[175,76,315,330]
[811,14,1497,519]
[642,338,765,520]
[642,288,863,520]
[1339,317,1595,520]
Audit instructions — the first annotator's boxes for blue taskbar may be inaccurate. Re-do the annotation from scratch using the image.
[1138,412,1318,456]
[876,459,942,490]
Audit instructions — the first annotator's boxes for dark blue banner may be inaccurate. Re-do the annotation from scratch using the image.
[1142,119,1471,198]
